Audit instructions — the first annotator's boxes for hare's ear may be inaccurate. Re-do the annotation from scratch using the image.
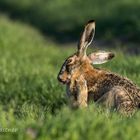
[88,51,115,64]
[78,20,95,57]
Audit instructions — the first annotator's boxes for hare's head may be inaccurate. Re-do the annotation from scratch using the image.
[58,20,115,84]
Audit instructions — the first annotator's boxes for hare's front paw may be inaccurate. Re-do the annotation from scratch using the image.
[75,76,88,107]
[76,75,87,91]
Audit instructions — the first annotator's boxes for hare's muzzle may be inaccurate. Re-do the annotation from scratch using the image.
[57,74,69,84]
[57,75,65,83]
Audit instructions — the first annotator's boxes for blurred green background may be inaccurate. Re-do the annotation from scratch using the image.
[0,0,140,42]
[0,0,140,140]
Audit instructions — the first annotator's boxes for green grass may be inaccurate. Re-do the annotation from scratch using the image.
[0,0,140,42]
[0,15,140,140]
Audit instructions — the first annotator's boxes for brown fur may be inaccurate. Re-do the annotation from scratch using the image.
[57,20,140,115]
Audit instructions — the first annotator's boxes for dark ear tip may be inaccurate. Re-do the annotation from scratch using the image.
[87,20,95,24]
[109,53,115,59]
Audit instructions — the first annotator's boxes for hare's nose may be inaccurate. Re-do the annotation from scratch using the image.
[57,75,65,83]
[57,75,62,82]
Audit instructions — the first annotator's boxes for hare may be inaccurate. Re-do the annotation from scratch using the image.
[57,20,140,115]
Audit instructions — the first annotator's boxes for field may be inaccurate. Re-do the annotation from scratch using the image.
[0,15,140,139]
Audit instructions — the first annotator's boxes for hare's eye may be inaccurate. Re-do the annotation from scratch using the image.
[67,59,72,64]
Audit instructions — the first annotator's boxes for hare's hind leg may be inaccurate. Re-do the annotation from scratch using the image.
[97,86,136,115]
[96,87,120,110]
[114,87,136,115]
